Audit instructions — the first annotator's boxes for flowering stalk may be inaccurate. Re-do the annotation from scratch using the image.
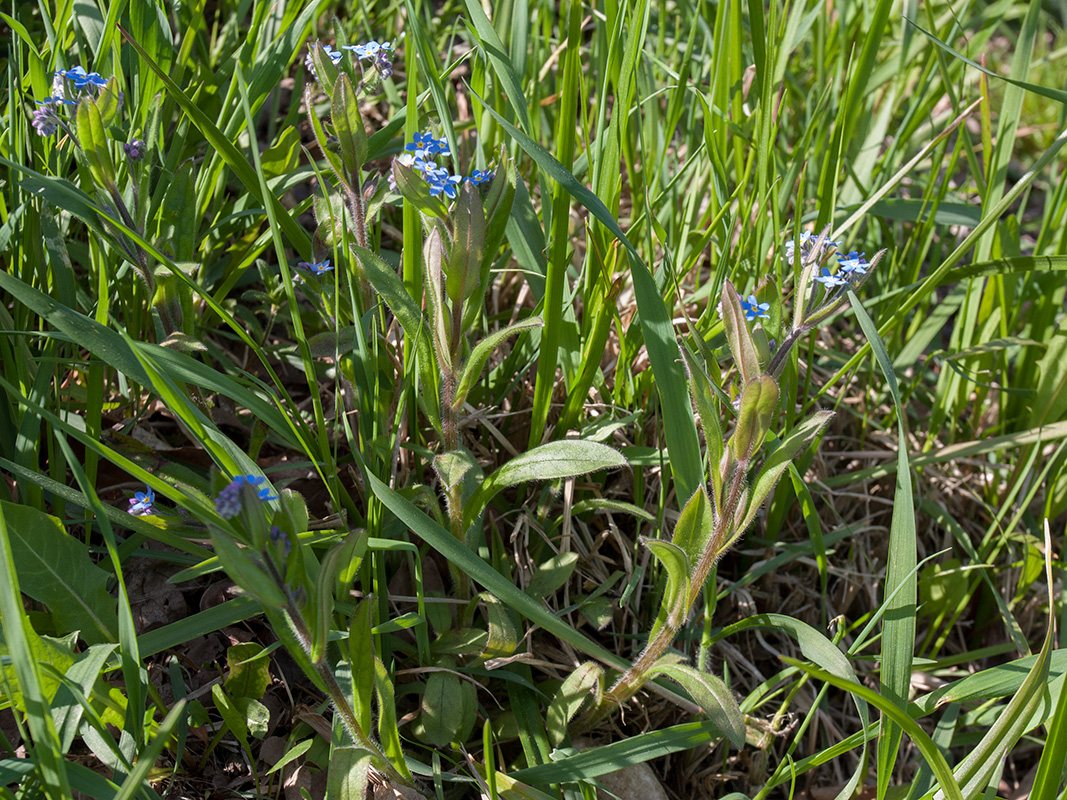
[569,232,882,736]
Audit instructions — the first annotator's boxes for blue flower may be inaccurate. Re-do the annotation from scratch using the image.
[740,294,770,321]
[344,39,393,59]
[467,169,494,185]
[425,167,463,199]
[215,475,278,519]
[129,487,155,515]
[405,132,449,158]
[814,267,848,288]
[58,66,108,90]
[836,251,868,275]
[297,259,333,275]
[36,96,77,106]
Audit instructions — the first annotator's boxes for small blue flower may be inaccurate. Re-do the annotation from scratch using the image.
[425,167,463,199]
[36,96,77,106]
[740,294,770,321]
[836,251,868,275]
[59,66,108,90]
[467,169,494,185]
[297,259,333,275]
[344,40,393,59]
[815,267,848,288]
[129,487,155,515]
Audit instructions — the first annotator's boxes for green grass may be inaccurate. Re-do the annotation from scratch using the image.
[2,0,1067,798]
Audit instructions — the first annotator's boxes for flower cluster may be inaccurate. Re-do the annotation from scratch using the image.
[393,132,495,200]
[305,40,394,83]
[814,250,870,288]
[129,487,155,515]
[124,139,145,161]
[784,229,872,290]
[31,65,115,137]
[344,40,394,79]
[215,475,278,519]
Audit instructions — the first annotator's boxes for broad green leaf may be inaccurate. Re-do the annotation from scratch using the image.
[453,317,544,410]
[224,643,271,700]
[735,411,834,534]
[208,527,287,609]
[546,662,603,746]
[446,180,485,307]
[646,661,744,748]
[332,73,367,176]
[526,552,580,601]
[732,375,778,463]
[1030,320,1067,427]
[328,747,372,800]
[479,593,519,662]
[721,281,760,385]
[235,697,269,739]
[645,540,692,640]
[265,739,313,775]
[0,501,116,644]
[348,599,375,734]
[156,160,198,263]
[419,670,464,748]
[466,440,627,529]
[670,487,716,572]
[0,630,76,712]
[76,95,117,191]
[392,160,449,219]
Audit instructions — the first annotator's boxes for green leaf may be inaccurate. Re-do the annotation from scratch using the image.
[348,599,375,734]
[1030,320,1067,427]
[75,95,117,191]
[466,440,627,528]
[332,73,367,176]
[0,501,117,644]
[670,487,716,571]
[373,657,414,783]
[735,411,834,534]
[645,540,692,639]
[526,552,580,601]
[546,662,603,746]
[784,659,963,800]
[392,160,449,219]
[453,317,544,410]
[680,346,724,504]
[446,180,486,308]
[479,593,519,662]
[721,281,760,385]
[646,661,744,748]
[732,375,779,463]
[419,670,464,748]
[208,527,287,608]
[328,747,372,800]
[848,292,916,799]
[156,160,198,263]
[235,697,269,739]
[304,85,348,189]
[224,642,271,699]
